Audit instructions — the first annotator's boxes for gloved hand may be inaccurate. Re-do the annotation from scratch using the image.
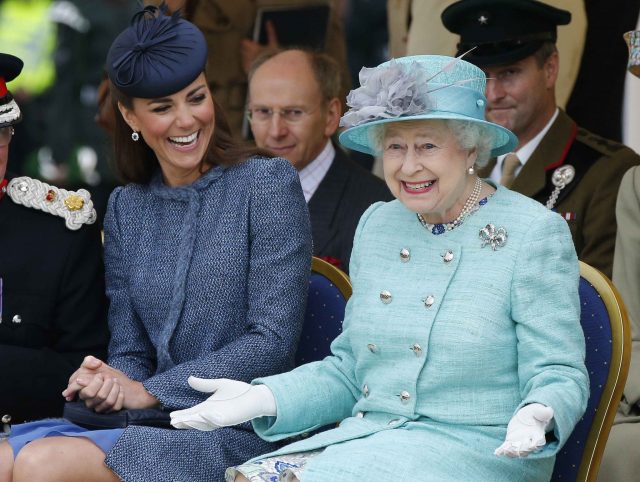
[494,403,555,458]
[170,377,277,431]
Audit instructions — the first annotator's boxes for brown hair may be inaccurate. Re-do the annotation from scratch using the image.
[109,78,272,184]
[532,41,558,68]
[247,48,343,103]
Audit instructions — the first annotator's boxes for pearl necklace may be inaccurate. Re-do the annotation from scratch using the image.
[417,177,483,235]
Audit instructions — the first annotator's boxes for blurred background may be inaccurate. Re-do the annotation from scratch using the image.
[1,0,638,221]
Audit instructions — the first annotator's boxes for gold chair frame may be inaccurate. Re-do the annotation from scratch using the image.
[311,256,352,300]
[577,261,631,481]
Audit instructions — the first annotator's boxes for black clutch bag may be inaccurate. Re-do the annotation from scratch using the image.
[63,401,172,430]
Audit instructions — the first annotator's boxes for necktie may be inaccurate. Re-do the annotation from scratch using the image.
[500,153,521,188]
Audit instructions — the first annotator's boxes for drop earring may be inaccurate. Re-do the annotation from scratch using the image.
[467,165,475,175]
[131,131,140,142]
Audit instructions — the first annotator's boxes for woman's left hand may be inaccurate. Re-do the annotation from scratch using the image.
[494,403,555,457]
[62,356,159,410]
[170,377,277,431]
[76,373,125,413]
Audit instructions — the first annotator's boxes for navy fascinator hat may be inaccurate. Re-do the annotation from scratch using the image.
[106,5,207,99]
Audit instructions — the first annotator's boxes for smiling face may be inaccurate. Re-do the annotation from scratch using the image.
[381,120,478,224]
[482,53,558,149]
[248,50,340,170]
[118,73,214,186]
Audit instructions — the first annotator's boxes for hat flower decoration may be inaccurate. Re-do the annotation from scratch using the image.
[341,60,434,128]
[338,52,518,157]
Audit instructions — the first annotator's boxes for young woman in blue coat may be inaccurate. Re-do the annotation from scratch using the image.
[171,55,589,482]
[0,5,311,482]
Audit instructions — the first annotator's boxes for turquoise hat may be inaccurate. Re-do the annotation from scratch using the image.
[338,55,517,157]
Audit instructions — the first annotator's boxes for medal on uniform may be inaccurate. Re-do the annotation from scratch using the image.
[546,165,576,210]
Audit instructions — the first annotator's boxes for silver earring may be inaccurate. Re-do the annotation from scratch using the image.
[131,131,139,142]
[467,166,475,175]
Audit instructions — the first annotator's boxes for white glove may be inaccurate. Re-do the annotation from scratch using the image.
[170,377,277,431]
[494,403,555,458]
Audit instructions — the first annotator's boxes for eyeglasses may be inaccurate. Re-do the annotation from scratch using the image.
[0,127,14,144]
[246,106,319,124]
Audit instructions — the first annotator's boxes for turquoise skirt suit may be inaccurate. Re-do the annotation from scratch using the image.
[249,185,589,481]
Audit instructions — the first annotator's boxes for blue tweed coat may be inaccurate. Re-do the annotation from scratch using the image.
[102,157,312,481]
[251,186,589,481]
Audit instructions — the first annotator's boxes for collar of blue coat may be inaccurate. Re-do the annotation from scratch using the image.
[150,164,226,201]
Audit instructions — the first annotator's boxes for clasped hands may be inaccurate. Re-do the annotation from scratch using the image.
[170,377,276,431]
[62,355,158,413]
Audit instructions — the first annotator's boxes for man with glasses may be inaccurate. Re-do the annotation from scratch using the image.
[442,0,640,278]
[247,49,391,272]
[0,53,108,424]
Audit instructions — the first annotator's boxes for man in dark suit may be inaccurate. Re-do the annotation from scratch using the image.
[442,0,640,278]
[248,48,392,272]
[0,53,109,424]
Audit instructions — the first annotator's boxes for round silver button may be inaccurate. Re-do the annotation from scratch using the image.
[410,343,423,355]
[423,295,435,308]
[400,391,411,403]
[442,250,454,263]
[12,315,22,324]
[380,291,392,304]
[400,248,410,262]
[356,411,365,418]
[1,414,11,424]
[367,343,378,353]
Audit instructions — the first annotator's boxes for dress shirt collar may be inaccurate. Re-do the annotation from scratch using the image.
[491,108,559,182]
[298,140,335,203]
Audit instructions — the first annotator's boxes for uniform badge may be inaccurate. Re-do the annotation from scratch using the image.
[546,165,575,210]
[558,212,578,221]
[7,176,96,230]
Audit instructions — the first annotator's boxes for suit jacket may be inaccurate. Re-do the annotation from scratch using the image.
[102,157,312,482]
[307,148,393,272]
[478,109,640,278]
[0,174,109,423]
[251,187,588,481]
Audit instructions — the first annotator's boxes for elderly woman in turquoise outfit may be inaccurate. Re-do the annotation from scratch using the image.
[0,5,311,482]
[171,55,589,481]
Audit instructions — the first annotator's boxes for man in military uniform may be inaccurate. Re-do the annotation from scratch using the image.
[442,0,640,278]
[0,53,109,424]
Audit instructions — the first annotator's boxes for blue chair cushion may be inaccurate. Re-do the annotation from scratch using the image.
[551,277,612,480]
[295,272,346,366]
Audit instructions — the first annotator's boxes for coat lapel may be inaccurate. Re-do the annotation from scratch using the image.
[510,110,577,198]
[307,148,350,255]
